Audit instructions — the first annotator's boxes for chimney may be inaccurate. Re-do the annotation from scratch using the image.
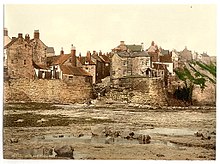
[151,41,155,46]
[99,50,102,56]
[120,41,125,45]
[87,51,91,62]
[78,53,82,63]
[71,44,76,66]
[60,47,64,55]
[34,30,40,39]
[4,28,8,36]
[25,34,30,41]
[141,42,144,51]
[18,33,23,38]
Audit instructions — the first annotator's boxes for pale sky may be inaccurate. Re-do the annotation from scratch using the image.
[4,4,217,56]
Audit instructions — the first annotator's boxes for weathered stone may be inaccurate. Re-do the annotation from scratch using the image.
[91,125,106,136]
[36,118,48,123]
[4,78,93,104]
[14,119,24,123]
[105,136,114,144]
[138,134,151,144]
[10,138,18,143]
[54,145,74,158]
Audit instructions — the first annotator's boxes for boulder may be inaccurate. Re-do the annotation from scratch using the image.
[138,134,151,144]
[54,145,74,158]
[105,136,114,144]
[91,125,113,137]
[91,125,106,136]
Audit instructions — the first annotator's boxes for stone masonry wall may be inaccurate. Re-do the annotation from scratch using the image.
[105,77,168,106]
[4,78,93,104]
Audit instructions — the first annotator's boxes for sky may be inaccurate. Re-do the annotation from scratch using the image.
[3,3,217,56]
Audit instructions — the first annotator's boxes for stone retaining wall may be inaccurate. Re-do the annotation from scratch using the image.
[4,78,93,104]
[105,77,168,106]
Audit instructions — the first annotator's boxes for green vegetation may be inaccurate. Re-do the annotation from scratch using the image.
[174,61,216,104]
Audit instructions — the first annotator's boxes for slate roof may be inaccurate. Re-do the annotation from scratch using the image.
[201,52,209,57]
[60,65,92,77]
[161,49,169,55]
[46,47,55,53]
[126,45,142,52]
[117,51,150,58]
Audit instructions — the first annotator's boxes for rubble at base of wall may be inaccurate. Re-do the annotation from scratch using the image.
[3,79,93,104]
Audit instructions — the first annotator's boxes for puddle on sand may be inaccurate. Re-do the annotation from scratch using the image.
[17,148,85,159]
[19,133,187,159]
[137,128,195,136]
[33,133,185,148]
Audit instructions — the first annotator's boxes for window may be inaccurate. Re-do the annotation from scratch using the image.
[68,75,73,80]
[24,60,26,65]
[12,70,15,75]
[123,60,127,66]
[11,60,14,64]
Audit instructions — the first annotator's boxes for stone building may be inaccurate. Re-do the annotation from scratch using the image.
[179,46,193,62]
[29,30,48,65]
[4,30,55,79]
[99,53,111,78]
[3,28,11,67]
[91,51,111,83]
[196,52,211,64]
[4,33,35,79]
[111,41,152,86]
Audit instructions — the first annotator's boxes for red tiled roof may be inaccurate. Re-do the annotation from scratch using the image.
[99,55,110,63]
[60,65,92,77]
[52,54,71,65]
[159,54,172,63]
[91,54,103,62]
[33,61,49,69]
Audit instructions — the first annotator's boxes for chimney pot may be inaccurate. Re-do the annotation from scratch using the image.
[60,47,64,55]
[71,45,76,66]
[4,28,8,36]
[18,33,23,38]
[25,34,30,41]
[120,41,125,45]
